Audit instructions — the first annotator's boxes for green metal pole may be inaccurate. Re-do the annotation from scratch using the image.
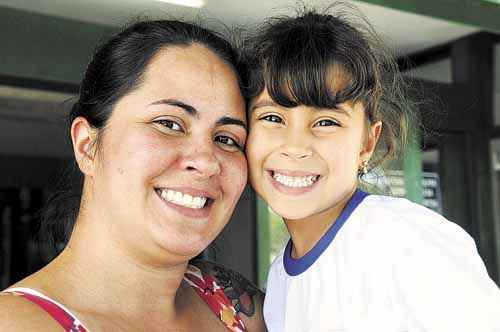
[256,196,270,288]
[404,128,423,204]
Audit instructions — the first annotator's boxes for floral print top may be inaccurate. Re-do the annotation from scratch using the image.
[3,263,246,331]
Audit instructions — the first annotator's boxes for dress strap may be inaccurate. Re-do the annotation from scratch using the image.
[2,287,88,332]
[184,264,246,332]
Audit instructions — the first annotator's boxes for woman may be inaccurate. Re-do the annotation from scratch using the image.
[0,20,265,331]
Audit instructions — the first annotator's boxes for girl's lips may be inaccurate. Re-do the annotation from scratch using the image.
[268,169,320,177]
[266,170,321,196]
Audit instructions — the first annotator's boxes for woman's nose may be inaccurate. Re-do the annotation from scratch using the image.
[180,147,221,180]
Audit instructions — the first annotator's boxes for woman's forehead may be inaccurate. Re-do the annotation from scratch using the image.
[131,46,243,107]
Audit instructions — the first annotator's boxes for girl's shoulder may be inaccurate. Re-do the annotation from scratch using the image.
[188,259,266,332]
[356,195,496,291]
[356,194,477,252]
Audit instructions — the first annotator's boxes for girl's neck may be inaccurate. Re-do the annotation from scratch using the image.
[284,188,356,259]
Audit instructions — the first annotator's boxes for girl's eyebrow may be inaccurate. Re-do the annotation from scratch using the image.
[251,99,278,111]
[317,106,352,118]
[251,99,352,118]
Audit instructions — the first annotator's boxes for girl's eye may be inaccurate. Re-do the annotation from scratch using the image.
[155,119,184,132]
[260,114,283,124]
[313,119,340,127]
[215,135,242,151]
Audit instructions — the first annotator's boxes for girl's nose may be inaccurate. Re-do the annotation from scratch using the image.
[280,130,313,160]
[280,146,313,160]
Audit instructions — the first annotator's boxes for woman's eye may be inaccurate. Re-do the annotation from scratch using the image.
[215,135,242,151]
[261,114,283,123]
[155,119,184,132]
[314,119,340,127]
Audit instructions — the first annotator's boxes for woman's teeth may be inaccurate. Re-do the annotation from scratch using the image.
[273,173,319,188]
[159,189,207,209]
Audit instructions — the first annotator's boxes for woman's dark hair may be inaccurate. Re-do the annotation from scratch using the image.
[41,19,246,249]
[245,4,417,174]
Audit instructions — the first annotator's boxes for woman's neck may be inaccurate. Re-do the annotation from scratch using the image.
[39,216,191,321]
[284,188,355,259]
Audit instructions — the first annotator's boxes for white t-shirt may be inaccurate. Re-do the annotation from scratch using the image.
[264,190,500,332]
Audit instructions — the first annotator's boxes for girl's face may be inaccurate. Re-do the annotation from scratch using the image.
[85,44,248,261]
[247,88,380,221]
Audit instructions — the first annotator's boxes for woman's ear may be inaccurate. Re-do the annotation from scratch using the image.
[71,117,97,176]
[360,120,382,162]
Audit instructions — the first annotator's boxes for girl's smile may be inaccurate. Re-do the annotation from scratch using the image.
[266,169,322,195]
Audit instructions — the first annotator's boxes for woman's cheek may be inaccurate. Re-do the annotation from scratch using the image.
[224,153,248,195]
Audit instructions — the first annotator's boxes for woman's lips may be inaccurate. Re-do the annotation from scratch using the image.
[154,187,214,219]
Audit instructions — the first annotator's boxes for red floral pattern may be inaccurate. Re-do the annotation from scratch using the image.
[184,264,247,332]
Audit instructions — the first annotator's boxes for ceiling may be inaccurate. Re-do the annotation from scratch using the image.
[0,0,498,157]
[0,0,497,124]
[0,0,480,55]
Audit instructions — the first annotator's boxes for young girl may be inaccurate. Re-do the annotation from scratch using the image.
[245,8,500,332]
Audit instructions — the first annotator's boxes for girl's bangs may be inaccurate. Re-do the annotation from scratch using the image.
[262,49,371,110]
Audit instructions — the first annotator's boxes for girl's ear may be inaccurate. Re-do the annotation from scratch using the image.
[71,117,98,176]
[360,120,382,162]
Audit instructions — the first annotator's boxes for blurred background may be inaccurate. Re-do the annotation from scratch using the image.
[0,0,499,289]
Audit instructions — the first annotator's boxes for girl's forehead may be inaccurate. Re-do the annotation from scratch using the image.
[253,62,357,106]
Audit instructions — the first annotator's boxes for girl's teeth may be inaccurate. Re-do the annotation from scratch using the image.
[273,173,318,188]
[160,189,207,209]
[167,190,174,201]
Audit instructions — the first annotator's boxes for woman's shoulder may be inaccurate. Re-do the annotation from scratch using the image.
[188,259,266,331]
[0,290,63,331]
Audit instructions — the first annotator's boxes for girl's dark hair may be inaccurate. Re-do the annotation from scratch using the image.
[41,19,245,249]
[245,4,416,173]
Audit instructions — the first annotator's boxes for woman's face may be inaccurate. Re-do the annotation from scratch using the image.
[89,44,247,261]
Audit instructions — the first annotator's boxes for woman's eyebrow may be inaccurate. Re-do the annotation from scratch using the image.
[149,99,247,133]
[216,116,248,133]
[149,99,198,118]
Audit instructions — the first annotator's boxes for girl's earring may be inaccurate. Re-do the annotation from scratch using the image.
[358,160,369,176]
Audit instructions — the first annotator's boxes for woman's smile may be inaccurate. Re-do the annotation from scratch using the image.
[154,186,218,219]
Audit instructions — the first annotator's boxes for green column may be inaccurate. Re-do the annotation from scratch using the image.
[257,196,270,288]
[404,128,423,203]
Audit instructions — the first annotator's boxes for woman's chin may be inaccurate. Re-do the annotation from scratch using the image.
[155,234,212,260]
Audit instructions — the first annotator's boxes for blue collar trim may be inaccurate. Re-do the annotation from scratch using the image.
[283,189,368,276]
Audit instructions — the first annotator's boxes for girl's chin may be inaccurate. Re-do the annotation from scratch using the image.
[270,207,313,221]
